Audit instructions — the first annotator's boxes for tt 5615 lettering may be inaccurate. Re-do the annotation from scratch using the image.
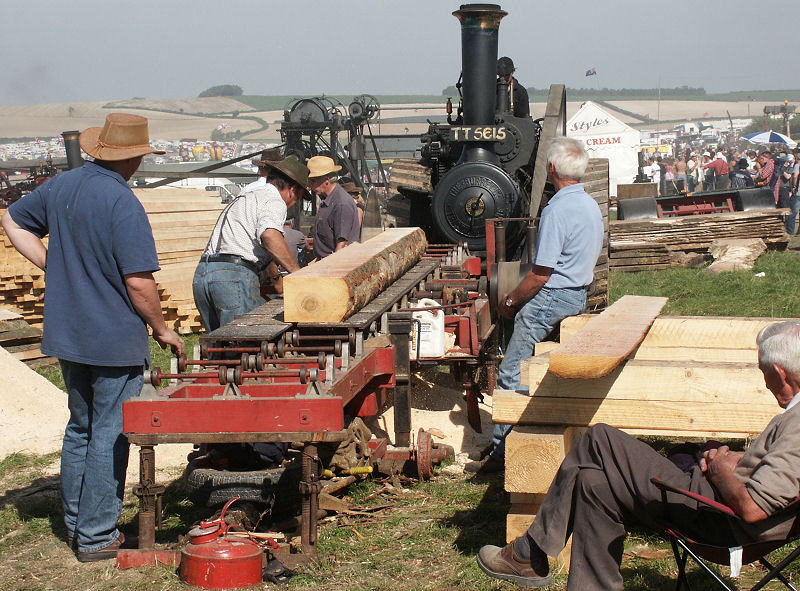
[450,126,507,142]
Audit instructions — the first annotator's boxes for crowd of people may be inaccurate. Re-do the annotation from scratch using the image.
[644,145,800,234]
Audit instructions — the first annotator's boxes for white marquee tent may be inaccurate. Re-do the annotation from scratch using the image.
[566,101,640,197]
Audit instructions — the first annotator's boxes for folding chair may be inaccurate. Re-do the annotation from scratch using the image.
[650,477,800,591]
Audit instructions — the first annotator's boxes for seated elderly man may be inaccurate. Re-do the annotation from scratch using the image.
[478,320,800,590]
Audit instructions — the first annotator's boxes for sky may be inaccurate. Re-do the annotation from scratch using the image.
[3,0,798,106]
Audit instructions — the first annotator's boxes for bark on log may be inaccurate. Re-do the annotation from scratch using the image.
[283,227,427,323]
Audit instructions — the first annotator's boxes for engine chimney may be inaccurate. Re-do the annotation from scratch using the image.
[61,131,84,170]
[453,3,506,164]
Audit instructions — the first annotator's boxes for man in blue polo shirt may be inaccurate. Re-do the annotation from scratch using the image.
[467,137,603,472]
[1,113,184,562]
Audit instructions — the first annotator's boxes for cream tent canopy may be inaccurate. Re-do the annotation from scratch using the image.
[566,101,640,197]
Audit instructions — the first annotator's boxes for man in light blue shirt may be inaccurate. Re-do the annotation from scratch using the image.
[468,137,603,472]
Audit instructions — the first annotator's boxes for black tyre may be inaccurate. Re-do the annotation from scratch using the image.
[186,463,300,508]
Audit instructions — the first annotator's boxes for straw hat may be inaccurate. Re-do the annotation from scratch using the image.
[79,113,165,161]
[307,156,342,179]
[340,181,362,195]
[262,155,311,199]
[252,147,282,167]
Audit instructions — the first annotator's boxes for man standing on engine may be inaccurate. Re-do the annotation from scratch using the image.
[497,56,530,118]
[467,137,603,473]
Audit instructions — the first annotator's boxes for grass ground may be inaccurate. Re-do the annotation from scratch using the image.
[3,245,800,589]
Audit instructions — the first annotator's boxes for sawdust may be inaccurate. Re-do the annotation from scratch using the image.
[0,344,193,479]
[376,368,493,465]
[0,346,69,459]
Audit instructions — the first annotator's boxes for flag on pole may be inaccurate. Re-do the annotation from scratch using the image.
[585,68,596,76]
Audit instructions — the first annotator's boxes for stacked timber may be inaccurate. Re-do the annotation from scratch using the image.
[134,189,226,334]
[609,242,677,272]
[496,306,789,570]
[0,307,55,368]
[0,189,224,333]
[583,159,609,311]
[609,209,789,272]
[0,232,46,328]
[388,159,433,194]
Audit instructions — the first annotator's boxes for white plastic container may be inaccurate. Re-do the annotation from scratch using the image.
[410,298,445,359]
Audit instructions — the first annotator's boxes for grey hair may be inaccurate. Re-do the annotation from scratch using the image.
[757,321,800,377]
[546,137,589,181]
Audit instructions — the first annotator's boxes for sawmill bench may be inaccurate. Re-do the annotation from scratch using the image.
[491,299,793,568]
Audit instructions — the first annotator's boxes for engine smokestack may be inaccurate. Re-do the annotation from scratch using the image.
[61,131,84,170]
[453,3,506,164]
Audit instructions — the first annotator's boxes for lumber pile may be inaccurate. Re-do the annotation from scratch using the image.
[497,312,791,568]
[0,231,46,328]
[609,209,789,272]
[0,188,225,334]
[0,307,56,368]
[283,227,427,323]
[388,159,433,194]
[582,159,609,311]
[135,189,226,334]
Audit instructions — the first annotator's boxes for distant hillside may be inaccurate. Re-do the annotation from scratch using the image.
[235,91,800,108]
[235,95,447,110]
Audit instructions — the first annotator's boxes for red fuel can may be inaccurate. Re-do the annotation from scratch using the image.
[180,498,263,589]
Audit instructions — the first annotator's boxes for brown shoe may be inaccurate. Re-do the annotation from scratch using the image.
[477,541,552,588]
[465,456,504,474]
[76,533,137,563]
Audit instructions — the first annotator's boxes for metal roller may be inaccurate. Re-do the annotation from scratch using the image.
[617,196,659,220]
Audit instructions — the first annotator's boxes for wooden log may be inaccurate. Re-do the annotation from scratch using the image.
[283,228,427,322]
[548,295,667,379]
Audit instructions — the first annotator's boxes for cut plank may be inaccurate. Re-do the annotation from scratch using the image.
[548,295,667,379]
[283,227,427,323]
[492,387,777,435]
[559,315,782,350]
[523,355,773,404]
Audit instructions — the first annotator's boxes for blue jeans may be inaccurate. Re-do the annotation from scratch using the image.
[60,360,143,551]
[193,261,265,332]
[785,193,800,235]
[490,286,587,460]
